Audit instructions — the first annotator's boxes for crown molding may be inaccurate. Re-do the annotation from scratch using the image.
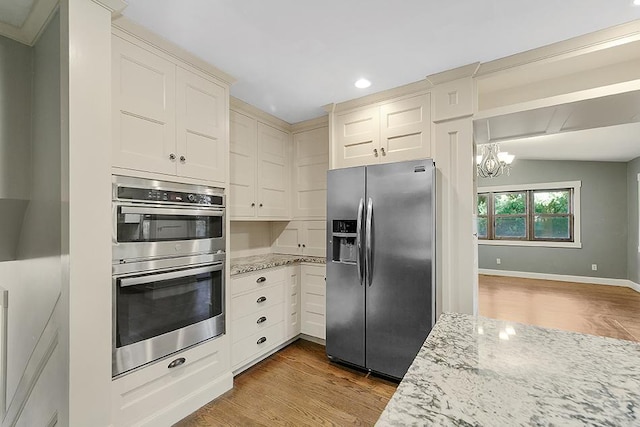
[426,62,480,86]
[326,79,433,114]
[291,115,328,133]
[230,97,292,130]
[112,16,236,86]
[476,19,640,78]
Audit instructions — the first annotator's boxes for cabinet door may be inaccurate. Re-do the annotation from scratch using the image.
[112,36,176,175]
[285,266,301,340]
[293,127,329,219]
[175,68,227,183]
[301,264,326,339]
[302,221,326,257]
[334,107,379,168]
[257,123,290,218]
[271,221,303,255]
[380,93,431,163]
[229,111,257,218]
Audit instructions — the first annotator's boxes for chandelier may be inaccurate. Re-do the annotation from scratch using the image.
[476,143,515,178]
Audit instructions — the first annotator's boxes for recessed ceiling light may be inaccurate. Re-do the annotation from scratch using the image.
[355,78,371,89]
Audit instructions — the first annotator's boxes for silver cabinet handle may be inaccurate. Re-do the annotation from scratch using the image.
[257,337,267,345]
[251,203,255,207]
[380,147,386,155]
[259,203,263,207]
[256,296,267,303]
[168,357,186,368]
[373,148,378,157]
[356,198,364,286]
[256,277,266,283]
[179,155,186,162]
[257,316,267,324]
[366,198,373,287]
[169,153,176,160]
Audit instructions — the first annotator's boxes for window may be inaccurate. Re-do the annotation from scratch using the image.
[477,181,581,248]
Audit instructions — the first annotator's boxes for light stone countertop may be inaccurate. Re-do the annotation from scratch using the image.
[377,312,640,426]
[230,253,325,276]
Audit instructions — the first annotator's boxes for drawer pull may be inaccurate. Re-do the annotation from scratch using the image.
[256,296,267,303]
[257,316,267,324]
[257,336,267,345]
[256,276,266,283]
[168,357,186,369]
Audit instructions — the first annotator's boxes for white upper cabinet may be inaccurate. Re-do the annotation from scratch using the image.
[229,110,257,217]
[176,68,227,182]
[257,122,290,218]
[229,108,291,220]
[380,93,431,163]
[112,35,228,185]
[292,126,329,219]
[333,93,431,168]
[334,107,379,168]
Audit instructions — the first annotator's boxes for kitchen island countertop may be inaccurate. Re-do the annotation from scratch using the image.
[377,312,640,426]
[230,253,325,276]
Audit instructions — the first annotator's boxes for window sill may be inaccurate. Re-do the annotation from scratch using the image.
[478,240,582,249]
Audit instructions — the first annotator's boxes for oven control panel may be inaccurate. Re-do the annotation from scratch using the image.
[117,186,223,206]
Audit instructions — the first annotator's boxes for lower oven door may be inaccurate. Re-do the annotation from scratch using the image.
[113,261,225,377]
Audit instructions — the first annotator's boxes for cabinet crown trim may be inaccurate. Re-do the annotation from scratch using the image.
[112,16,236,85]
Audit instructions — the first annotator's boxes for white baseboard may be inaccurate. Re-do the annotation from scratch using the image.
[479,269,640,294]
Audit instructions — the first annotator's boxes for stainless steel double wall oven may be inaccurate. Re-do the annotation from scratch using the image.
[112,176,226,377]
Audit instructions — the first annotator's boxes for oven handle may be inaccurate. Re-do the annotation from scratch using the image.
[119,263,223,288]
[119,206,224,218]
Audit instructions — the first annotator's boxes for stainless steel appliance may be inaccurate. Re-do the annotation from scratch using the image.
[112,176,225,262]
[112,253,225,377]
[326,159,436,380]
[112,176,227,377]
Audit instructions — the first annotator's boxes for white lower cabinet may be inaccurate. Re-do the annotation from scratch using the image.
[230,268,286,370]
[300,263,326,340]
[284,265,301,340]
[111,336,232,427]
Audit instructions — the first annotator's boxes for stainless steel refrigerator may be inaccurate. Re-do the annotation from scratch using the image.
[326,159,436,379]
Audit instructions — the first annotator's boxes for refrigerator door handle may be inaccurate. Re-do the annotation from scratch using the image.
[366,197,373,286]
[356,198,364,286]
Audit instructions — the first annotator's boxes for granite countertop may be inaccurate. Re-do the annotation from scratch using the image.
[377,312,640,426]
[230,253,325,276]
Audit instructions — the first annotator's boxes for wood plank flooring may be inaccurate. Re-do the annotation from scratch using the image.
[479,274,640,342]
[175,275,640,426]
[174,339,397,427]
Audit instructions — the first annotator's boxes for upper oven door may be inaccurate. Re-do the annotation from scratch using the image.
[113,203,225,261]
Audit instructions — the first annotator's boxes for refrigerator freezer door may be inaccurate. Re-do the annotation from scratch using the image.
[365,159,435,379]
[326,167,366,367]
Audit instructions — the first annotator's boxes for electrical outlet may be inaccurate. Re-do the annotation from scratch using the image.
[496,258,501,265]
[591,264,598,271]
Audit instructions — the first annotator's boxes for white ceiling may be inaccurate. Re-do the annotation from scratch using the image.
[121,0,640,124]
[475,90,640,162]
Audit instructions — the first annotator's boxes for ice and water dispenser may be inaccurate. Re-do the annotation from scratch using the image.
[331,220,358,264]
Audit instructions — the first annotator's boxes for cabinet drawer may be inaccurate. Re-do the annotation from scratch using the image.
[231,283,284,320]
[230,267,285,296]
[231,302,284,343]
[232,322,284,367]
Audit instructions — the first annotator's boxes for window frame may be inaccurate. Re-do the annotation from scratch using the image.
[477,181,582,249]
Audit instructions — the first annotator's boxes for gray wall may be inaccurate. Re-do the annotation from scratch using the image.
[628,156,640,283]
[0,34,32,260]
[0,14,64,421]
[478,159,628,279]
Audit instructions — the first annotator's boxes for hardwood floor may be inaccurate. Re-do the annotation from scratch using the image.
[174,339,397,427]
[176,275,640,426]
[479,274,640,342]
